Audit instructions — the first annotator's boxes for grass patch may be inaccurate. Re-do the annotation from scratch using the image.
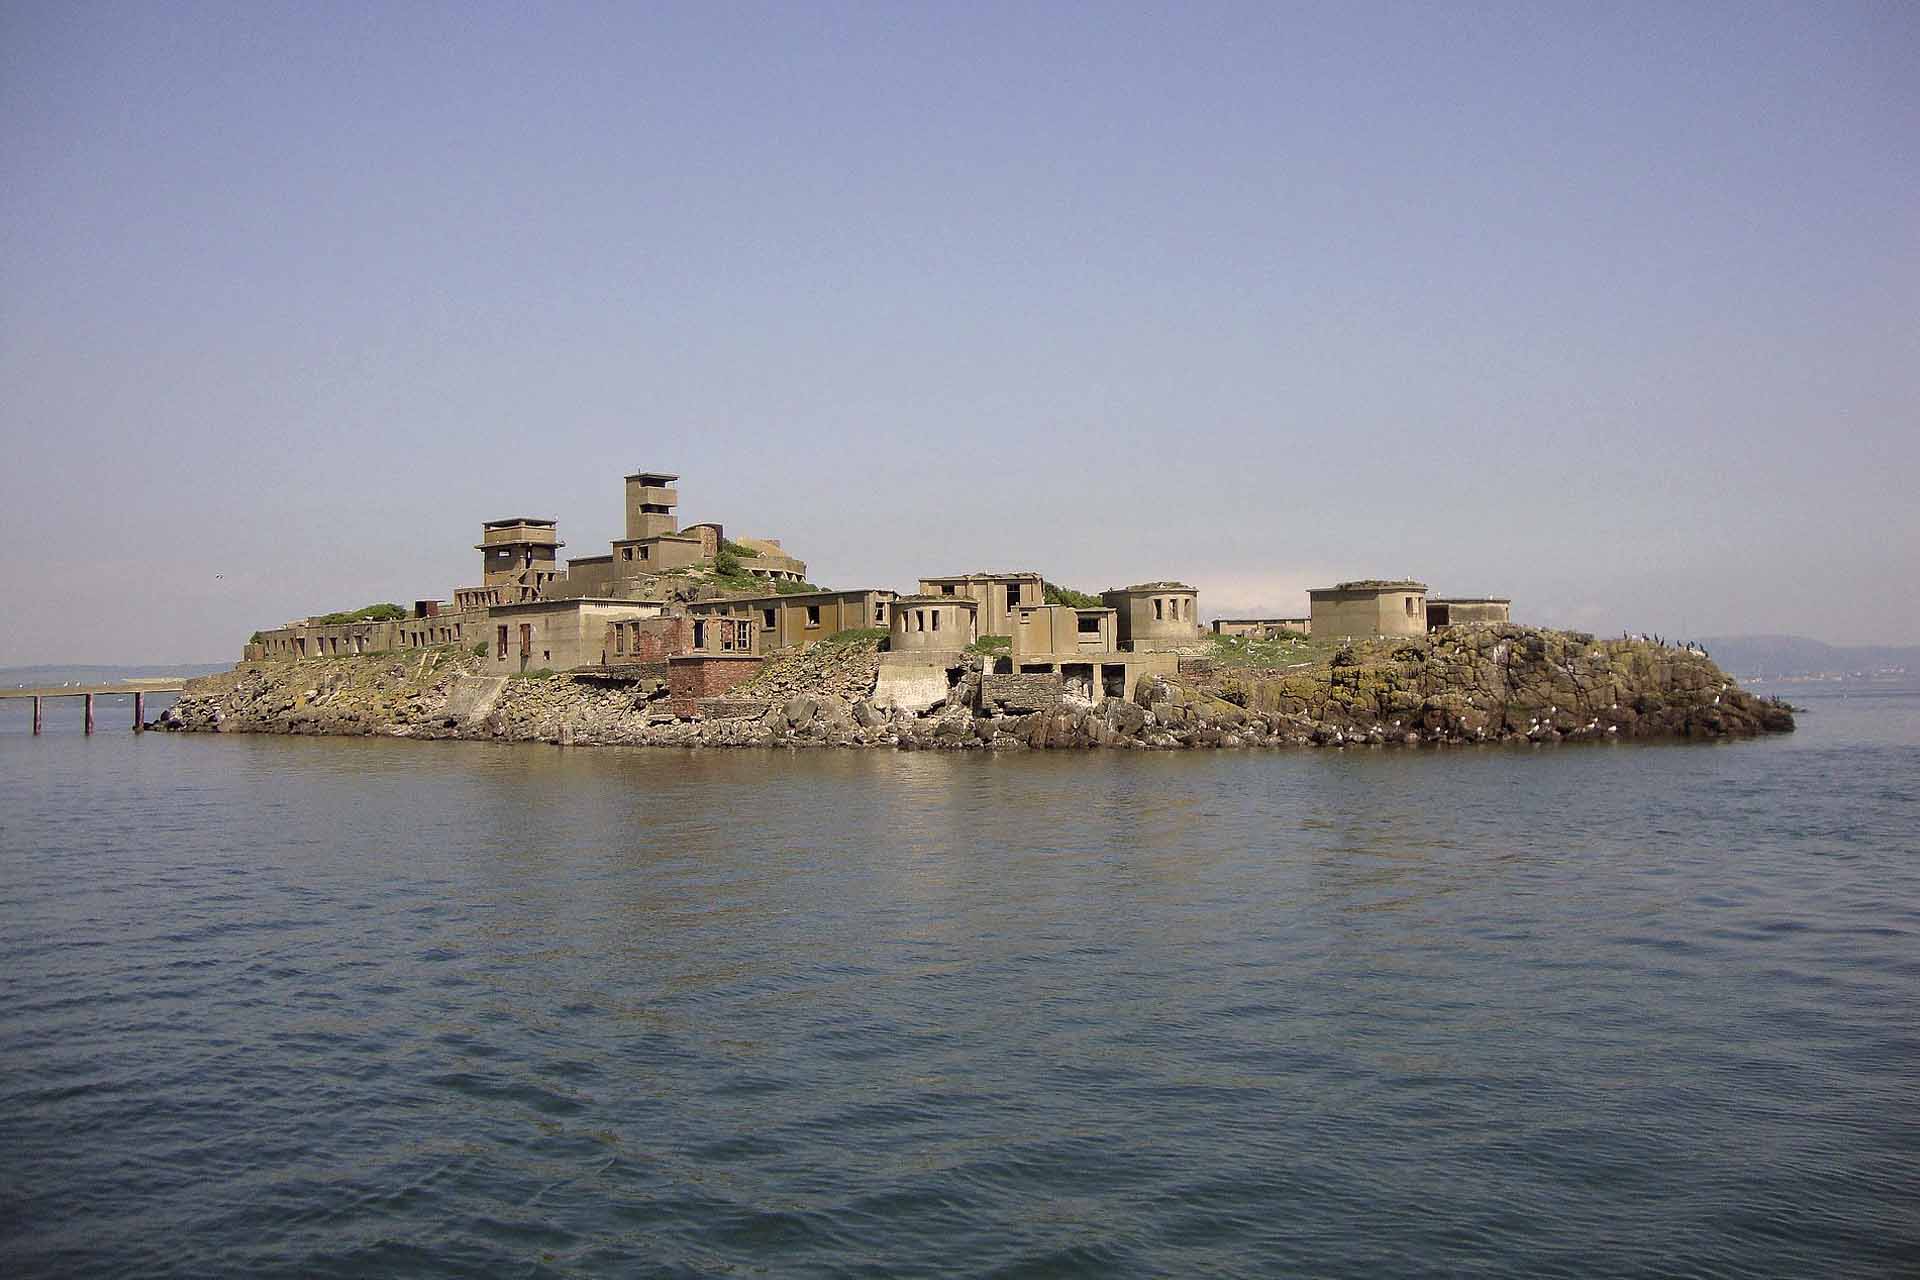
[312,603,407,625]
[773,579,824,595]
[966,635,1012,654]
[1207,632,1322,669]
[820,627,889,650]
[508,668,558,681]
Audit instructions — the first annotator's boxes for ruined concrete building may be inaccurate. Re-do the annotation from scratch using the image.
[240,461,1515,722]
[1307,581,1516,639]
[1211,617,1311,639]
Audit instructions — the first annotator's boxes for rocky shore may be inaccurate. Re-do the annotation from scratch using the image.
[158,625,1793,750]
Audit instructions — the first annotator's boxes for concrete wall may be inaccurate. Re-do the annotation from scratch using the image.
[1428,599,1510,628]
[610,536,705,573]
[557,556,614,600]
[688,590,894,651]
[1212,618,1310,639]
[1011,605,1116,660]
[999,650,1177,701]
[1104,588,1201,651]
[1310,588,1427,638]
[891,598,978,653]
[917,573,1044,637]
[480,542,561,587]
[480,600,663,675]
[624,477,679,539]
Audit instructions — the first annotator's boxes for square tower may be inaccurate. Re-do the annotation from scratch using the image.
[476,518,563,588]
[625,471,680,539]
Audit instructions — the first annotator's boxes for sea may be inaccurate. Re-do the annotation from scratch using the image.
[1,679,1915,1277]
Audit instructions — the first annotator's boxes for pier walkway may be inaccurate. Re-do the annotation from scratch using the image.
[2,680,188,734]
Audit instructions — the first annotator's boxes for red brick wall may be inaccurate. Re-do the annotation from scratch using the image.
[604,617,694,666]
[667,656,763,717]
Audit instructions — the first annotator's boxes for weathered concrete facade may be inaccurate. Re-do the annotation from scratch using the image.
[1011,604,1116,661]
[475,518,565,601]
[1211,617,1310,639]
[998,602,1177,701]
[1102,583,1201,651]
[917,572,1044,638]
[890,595,979,653]
[1309,580,1429,639]
[1427,598,1511,629]
[687,589,894,651]
[480,599,664,675]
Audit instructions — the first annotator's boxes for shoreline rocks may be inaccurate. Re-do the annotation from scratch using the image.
[158,625,1794,751]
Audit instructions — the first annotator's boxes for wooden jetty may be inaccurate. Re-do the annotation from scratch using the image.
[1,679,188,734]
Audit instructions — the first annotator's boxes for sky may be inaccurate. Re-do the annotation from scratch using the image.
[2,1,1915,664]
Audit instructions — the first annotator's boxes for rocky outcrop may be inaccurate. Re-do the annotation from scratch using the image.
[158,625,1791,751]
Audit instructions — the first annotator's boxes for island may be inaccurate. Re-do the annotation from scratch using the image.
[159,468,1794,750]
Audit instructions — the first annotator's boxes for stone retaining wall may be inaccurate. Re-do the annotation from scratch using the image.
[982,672,1063,713]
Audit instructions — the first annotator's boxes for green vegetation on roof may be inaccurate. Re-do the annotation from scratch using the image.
[1043,582,1102,609]
[313,603,407,625]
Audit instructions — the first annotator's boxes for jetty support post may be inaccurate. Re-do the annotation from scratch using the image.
[85,693,94,735]
[33,696,42,735]
[134,692,145,732]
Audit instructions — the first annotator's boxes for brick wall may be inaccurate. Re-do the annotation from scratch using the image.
[667,655,764,717]
[603,616,694,666]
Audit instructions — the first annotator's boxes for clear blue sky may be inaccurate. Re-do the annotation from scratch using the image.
[3,1,1914,664]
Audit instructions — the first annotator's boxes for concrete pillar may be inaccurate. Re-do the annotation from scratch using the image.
[84,693,95,735]
[32,696,41,735]
[134,692,145,732]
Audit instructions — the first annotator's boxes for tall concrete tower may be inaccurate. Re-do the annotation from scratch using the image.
[625,471,679,539]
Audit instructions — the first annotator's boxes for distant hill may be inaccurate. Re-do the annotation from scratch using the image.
[1698,636,1920,678]
[0,662,229,689]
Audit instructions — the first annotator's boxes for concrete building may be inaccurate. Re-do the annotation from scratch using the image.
[687,588,894,651]
[602,614,759,668]
[481,598,664,675]
[1210,617,1310,639]
[1102,583,1201,651]
[997,602,1176,701]
[917,572,1044,638]
[889,595,979,653]
[1308,580,1429,639]
[1427,597,1511,630]
[474,518,565,602]
[730,536,809,583]
[1011,602,1116,659]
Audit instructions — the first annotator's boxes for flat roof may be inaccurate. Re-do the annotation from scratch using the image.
[687,588,893,607]
[624,471,679,484]
[1214,617,1307,623]
[894,593,980,605]
[487,597,665,612]
[1106,581,1195,593]
[1313,579,1429,593]
[919,570,1044,582]
[1430,596,1510,604]
[481,517,557,527]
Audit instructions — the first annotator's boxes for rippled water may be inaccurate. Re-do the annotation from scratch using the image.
[3,690,1917,1277]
